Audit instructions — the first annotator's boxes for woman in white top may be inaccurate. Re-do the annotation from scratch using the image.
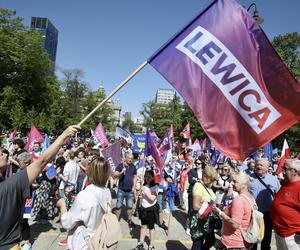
[135,170,159,250]
[56,156,111,250]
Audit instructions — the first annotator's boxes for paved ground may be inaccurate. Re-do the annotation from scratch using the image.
[29,189,277,250]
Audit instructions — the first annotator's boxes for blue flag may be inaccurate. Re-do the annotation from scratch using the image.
[41,134,50,153]
[263,142,273,164]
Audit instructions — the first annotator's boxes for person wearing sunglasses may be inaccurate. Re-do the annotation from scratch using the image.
[271,159,300,250]
[213,164,231,208]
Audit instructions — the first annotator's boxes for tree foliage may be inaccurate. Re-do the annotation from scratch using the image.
[272,32,300,151]
[0,8,63,132]
[141,95,185,139]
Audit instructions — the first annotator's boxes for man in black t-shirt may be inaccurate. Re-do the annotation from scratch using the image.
[114,153,137,227]
[0,125,80,249]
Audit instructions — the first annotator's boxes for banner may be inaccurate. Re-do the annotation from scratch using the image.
[102,141,122,173]
[149,0,300,159]
[24,124,44,152]
[132,134,157,153]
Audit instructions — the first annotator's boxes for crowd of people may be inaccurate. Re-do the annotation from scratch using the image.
[0,126,300,250]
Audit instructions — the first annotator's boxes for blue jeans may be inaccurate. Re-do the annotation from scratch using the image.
[116,189,134,209]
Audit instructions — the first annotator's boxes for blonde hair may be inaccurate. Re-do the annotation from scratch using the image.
[88,157,110,187]
[203,166,218,181]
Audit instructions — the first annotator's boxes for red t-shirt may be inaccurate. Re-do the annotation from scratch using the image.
[271,180,300,237]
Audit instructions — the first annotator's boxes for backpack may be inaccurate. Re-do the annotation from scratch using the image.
[83,202,122,250]
[240,194,265,244]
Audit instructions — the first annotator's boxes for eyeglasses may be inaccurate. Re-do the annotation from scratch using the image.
[222,169,229,171]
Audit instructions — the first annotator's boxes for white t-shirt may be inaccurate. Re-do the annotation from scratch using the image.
[142,185,158,208]
[59,159,80,189]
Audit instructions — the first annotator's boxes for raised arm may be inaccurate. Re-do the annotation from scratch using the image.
[26,125,80,185]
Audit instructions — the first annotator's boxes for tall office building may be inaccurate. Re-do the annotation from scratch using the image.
[155,88,176,104]
[30,17,58,63]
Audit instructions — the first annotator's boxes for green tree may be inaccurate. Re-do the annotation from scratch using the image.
[140,95,183,138]
[272,32,300,151]
[122,116,139,133]
[272,32,300,80]
[0,8,63,132]
[60,69,88,125]
[80,89,114,132]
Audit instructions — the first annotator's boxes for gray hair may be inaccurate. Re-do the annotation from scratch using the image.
[255,157,270,167]
[235,172,251,189]
[291,159,300,174]
[17,152,32,165]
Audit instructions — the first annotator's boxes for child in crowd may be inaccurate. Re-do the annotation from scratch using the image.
[135,170,159,250]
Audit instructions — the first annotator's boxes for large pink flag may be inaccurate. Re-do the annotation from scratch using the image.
[93,122,109,148]
[149,0,300,159]
[24,124,44,152]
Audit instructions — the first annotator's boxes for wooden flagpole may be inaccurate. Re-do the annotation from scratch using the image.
[77,61,148,126]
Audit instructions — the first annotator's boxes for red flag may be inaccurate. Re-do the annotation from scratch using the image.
[93,122,109,148]
[276,139,291,175]
[24,124,44,152]
[180,122,190,139]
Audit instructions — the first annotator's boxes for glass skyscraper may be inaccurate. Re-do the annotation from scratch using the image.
[30,17,58,63]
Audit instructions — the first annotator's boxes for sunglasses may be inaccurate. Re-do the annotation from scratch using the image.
[222,169,229,171]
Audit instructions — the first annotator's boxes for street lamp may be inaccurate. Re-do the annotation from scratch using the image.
[247,3,264,24]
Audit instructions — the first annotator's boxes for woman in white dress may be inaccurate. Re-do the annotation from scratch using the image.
[56,156,111,250]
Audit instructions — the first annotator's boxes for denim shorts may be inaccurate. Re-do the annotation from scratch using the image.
[116,189,134,209]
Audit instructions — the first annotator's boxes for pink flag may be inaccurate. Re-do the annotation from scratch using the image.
[180,122,190,139]
[93,123,109,148]
[149,0,300,160]
[276,139,291,175]
[24,124,44,152]
[157,130,171,155]
[9,129,17,141]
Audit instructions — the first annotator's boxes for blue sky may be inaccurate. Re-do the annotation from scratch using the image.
[1,0,299,118]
